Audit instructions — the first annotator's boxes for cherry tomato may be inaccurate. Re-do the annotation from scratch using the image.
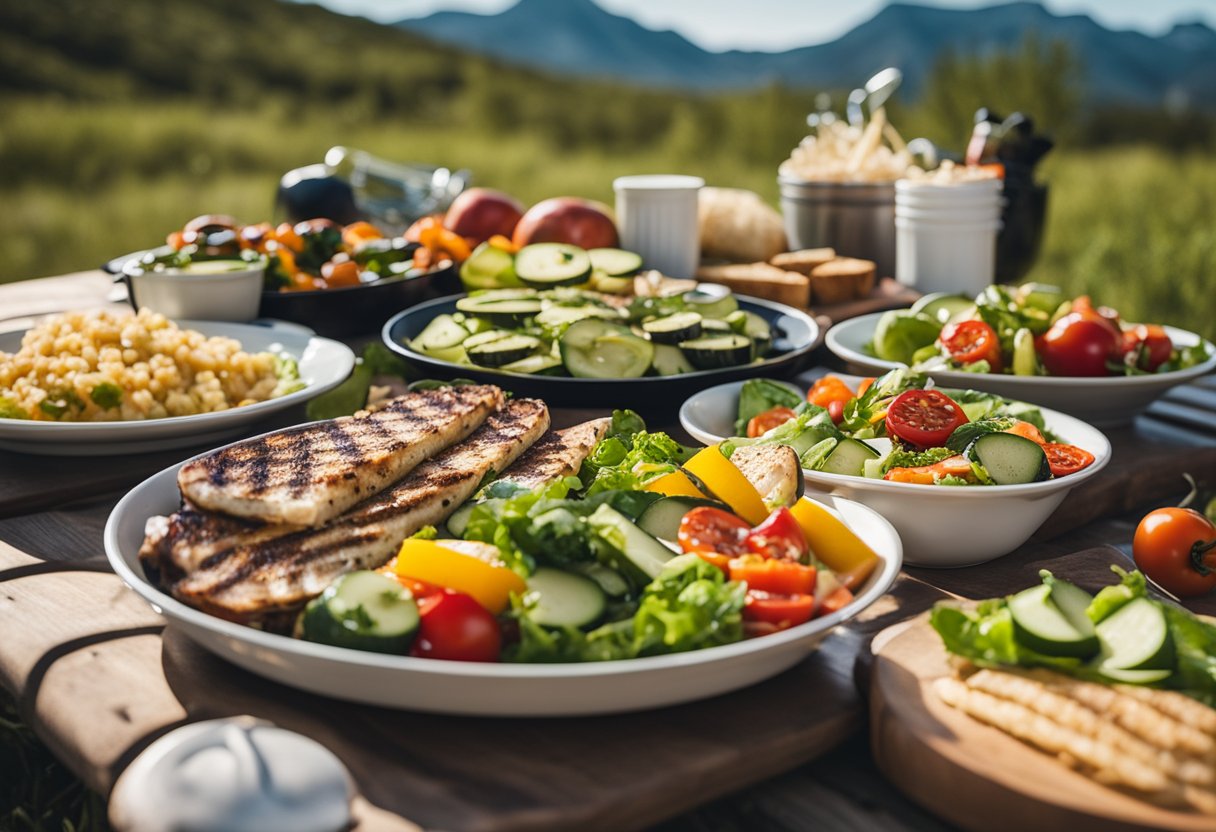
[744,507,809,561]
[939,320,1003,371]
[884,389,969,450]
[728,555,816,594]
[746,406,797,437]
[743,590,815,630]
[815,584,855,618]
[1004,420,1046,445]
[1072,295,1122,332]
[808,376,856,414]
[1133,507,1216,598]
[1037,313,1121,376]
[410,590,501,662]
[1041,443,1095,477]
[827,399,846,424]
[1122,324,1173,372]
[677,506,751,557]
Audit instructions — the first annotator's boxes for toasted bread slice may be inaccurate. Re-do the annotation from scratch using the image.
[694,262,809,308]
[809,257,877,304]
[770,248,837,275]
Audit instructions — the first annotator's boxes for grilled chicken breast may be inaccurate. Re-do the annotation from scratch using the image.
[177,385,505,527]
[495,418,611,491]
[731,444,803,507]
[167,397,550,624]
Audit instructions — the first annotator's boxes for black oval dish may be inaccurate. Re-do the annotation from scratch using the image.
[382,294,821,413]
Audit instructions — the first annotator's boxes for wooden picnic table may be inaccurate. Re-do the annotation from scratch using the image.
[1,270,1214,831]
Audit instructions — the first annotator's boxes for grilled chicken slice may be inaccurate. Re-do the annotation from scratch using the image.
[494,417,611,491]
[168,397,550,624]
[731,444,803,507]
[177,385,505,527]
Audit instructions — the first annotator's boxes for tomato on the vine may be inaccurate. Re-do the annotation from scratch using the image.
[939,320,1003,371]
[1133,507,1216,598]
[1036,313,1122,377]
[884,389,969,450]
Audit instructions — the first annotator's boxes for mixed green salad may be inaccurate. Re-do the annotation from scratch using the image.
[407,285,775,379]
[731,370,1097,486]
[868,284,1212,377]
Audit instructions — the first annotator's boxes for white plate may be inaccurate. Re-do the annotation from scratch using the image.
[826,312,1216,427]
[103,452,902,716]
[680,378,1112,567]
[0,319,355,455]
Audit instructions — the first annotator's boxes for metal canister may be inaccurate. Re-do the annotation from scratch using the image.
[778,177,896,279]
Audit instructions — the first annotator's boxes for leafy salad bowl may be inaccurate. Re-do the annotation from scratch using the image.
[680,377,1112,568]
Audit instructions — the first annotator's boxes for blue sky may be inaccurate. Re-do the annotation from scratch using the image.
[309,0,1216,50]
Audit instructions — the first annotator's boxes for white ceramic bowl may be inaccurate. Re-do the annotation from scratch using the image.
[680,378,1112,568]
[104,455,902,716]
[124,258,267,322]
[826,312,1216,427]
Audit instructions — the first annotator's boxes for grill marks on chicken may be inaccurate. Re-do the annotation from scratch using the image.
[496,418,611,491]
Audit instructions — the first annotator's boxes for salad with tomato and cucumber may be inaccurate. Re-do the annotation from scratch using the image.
[732,370,1098,487]
[868,283,1213,377]
[296,412,883,662]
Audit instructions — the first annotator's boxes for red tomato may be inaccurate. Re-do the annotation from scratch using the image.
[1042,443,1096,477]
[1072,295,1122,333]
[1133,507,1216,598]
[729,556,817,594]
[743,590,815,630]
[1122,324,1173,372]
[677,507,751,557]
[744,507,809,560]
[827,399,846,424]
[884,389,969,450]
[410,590,501,662]
[1037,313,1121,376]
[939,320,1003,371]
[746,406,797,437]
[815,585,855,618]
[1004,420,1046,445]
[808,376,855,410]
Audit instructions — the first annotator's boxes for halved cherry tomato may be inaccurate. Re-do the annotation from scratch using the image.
[746,406,797,437]
[744,507,809,560]
[884,389,969,450]
[1122,324,1173,372]
[1133,507,1216,598]
[743,590,815,630]
[883,454,976,485]
[677,506,751,558]
[1004,420,1046,445]
[410,590,501,662]
[1037,313,1121,377]
[815,585,854,618]
[939,320,1003,371]
[729,555,816,594]
[1041,443,1095,477]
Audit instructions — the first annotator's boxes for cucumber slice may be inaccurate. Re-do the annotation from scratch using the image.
[1045,576,1095,637]
[499,353,564,375]
[1095,597,1175,671]
[1008,584,1099,658]
[1012,327,1037,376]
[741,311,773,356]
[679,333,754,370]
[560,318,655,379]
[534,304,618,328]
[651,343,695,376]
[462,330,513,349]
[699,318,733,334]
[588,248,644,277]
[587,504,676,581]
[636,496,728,541]
[1098,667,1172,685]
[446,502,475,538]
[455,294,544,325]
[1018,283,1065,314]
[460,241,519,290]
[569,562,632,598]
[965,432,1051,484]
[817,437,881,477]
[684,288,738,319]
[466,334,542,367]
[588,271,635,295]
[911,292,975,324]
[642,312,703,344]
[411,314,470,353]
[526,568,607,629]
[298,571,420,654]
[514,243,593,288]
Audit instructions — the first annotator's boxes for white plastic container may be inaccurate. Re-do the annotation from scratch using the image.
[895,178,1001,295]
[613,175,703,278]
[123,258,267,322]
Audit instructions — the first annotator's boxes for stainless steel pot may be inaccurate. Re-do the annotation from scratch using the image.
[778,177,896,279]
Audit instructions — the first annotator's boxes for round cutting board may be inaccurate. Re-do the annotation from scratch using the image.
[868,614,1216,832]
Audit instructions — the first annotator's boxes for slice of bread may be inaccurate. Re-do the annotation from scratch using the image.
[694,262,809,308]
[770,248,837,275]
[808,257,876,304]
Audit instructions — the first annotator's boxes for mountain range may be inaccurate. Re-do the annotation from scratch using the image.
[399,0,1216,107]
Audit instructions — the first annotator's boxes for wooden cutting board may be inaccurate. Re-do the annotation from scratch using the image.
[869,614,1216,832]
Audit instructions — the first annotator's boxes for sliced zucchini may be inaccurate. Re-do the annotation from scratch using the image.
[459,242,518,290]
[560,318,655,379]
[699,318,733,334]
[587,504,676,581]
[964,432,1051,485]
[679,333,754,370]
[1095,597,1174,671]
[466,334,542,367]
[642,312,703,344]
[298,571,420,654]
[534,304,618,328]
[1008,583,1099,658]
[816,438,880,477]
[569,562,631,598]
[514,243,593,288]
[636,496,727,542]
[455,294,544,325]
[588,271,635,295]
[526,568,607,629]
[588,248,644,277]
[911,292,974,324]
[684,288,738,319]
[499,353,564,375]
[741,311,773,356]
[411,314,470,353]
[462,330,513,350]
[651,343,695,376]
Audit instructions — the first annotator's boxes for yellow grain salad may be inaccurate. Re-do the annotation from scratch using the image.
[0,308,300,421]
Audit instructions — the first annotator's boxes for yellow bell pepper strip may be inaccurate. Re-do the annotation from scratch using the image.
[683,444,768,525]
[644,469,707,499]
[789,498,879,591]
[393,539,525,614]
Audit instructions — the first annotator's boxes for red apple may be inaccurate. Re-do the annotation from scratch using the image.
[444,188,524,245]
[512,197,619,250]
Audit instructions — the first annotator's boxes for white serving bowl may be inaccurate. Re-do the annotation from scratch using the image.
[826,312,1216,427]
[124,257,267,322]
[680,379,1112,568]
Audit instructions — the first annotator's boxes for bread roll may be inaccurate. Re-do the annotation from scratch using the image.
[698,188,787,263]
